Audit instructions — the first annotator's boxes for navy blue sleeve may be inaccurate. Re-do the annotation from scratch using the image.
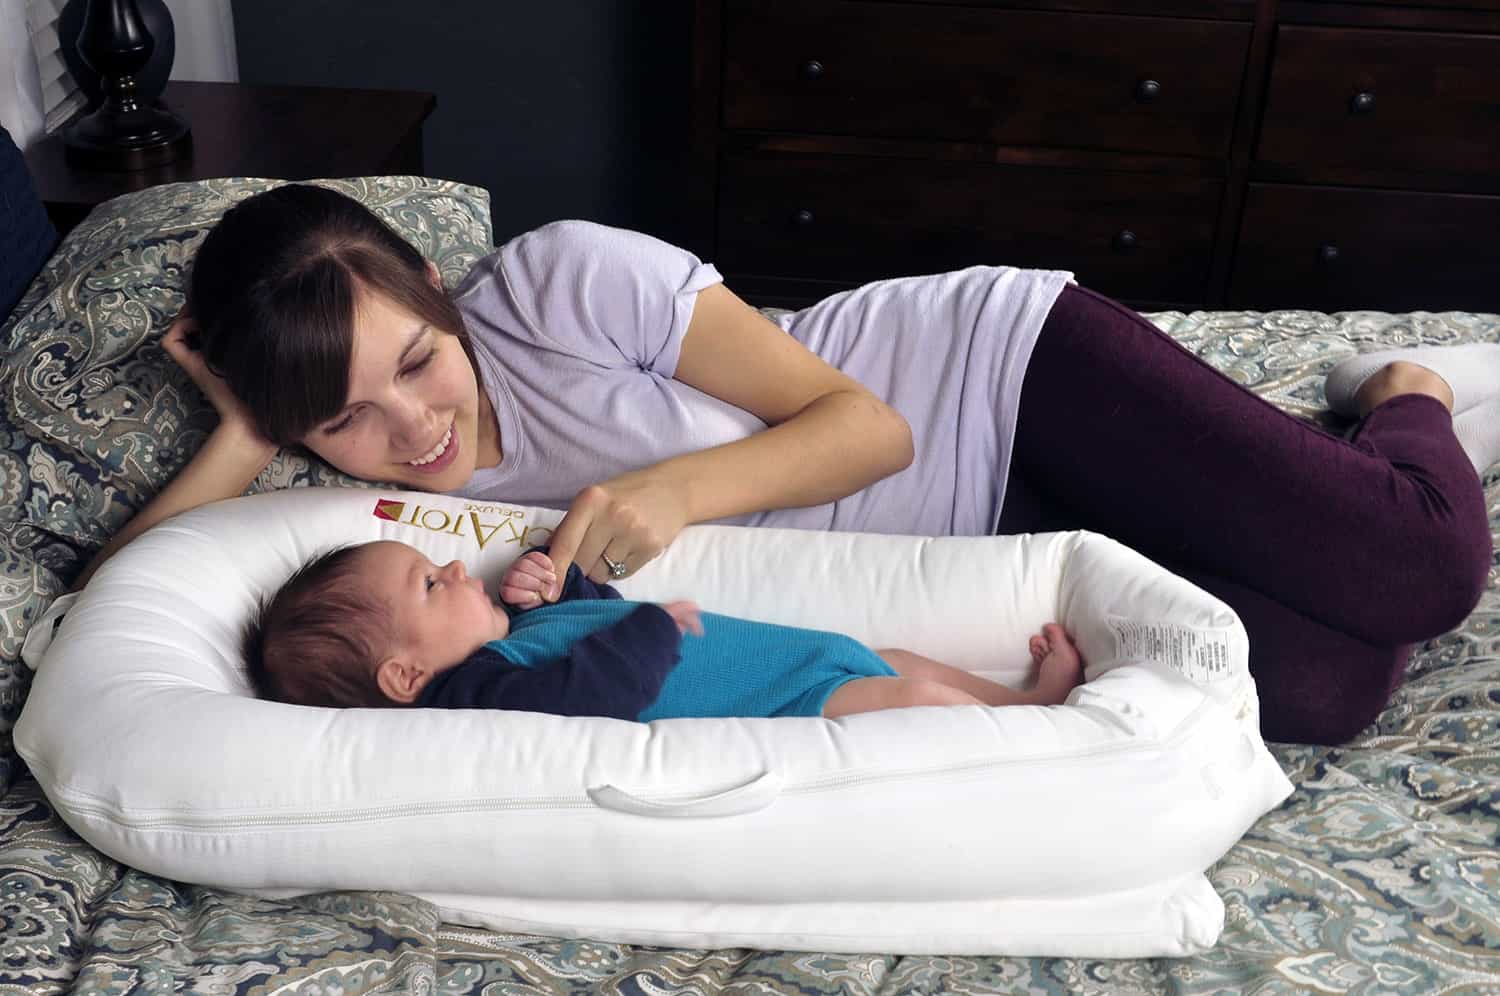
[418,604,681,720]
[555,561,622,603]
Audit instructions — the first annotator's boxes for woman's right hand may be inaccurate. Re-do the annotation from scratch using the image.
[160,312,273,449]
[75,314,280,589]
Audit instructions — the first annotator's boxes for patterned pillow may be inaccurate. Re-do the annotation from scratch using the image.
[0,176,494,589]
[0,178,493,788]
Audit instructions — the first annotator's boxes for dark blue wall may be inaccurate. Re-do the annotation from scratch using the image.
[231,1,695,246]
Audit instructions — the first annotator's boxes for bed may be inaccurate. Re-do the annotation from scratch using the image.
[1,163,1497,992]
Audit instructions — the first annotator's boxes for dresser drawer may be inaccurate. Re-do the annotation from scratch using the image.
[718,152,1223,304]
[1258,26,1500,177]
[1229,183,1500,311]
[723,0,1251,159]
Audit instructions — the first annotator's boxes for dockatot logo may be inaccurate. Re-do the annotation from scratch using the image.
[373,498,553,550]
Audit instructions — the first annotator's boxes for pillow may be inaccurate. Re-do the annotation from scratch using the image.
[0,126,56,327]
[0,175,495,581]
[16,486,1295,957]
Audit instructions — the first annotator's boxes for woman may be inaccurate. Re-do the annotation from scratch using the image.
[85,184,1491,745]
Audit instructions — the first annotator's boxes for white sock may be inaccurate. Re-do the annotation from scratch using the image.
[1324,343,1500,416]
[1454,397,1500,475]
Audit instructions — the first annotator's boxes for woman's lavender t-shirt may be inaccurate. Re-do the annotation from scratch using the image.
[453,220,1071,537]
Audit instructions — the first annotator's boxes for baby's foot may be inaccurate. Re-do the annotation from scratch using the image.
[1028,623,1085,705]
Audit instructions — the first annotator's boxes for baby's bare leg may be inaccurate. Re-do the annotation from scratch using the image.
[877,623,1085,708]
[822,676,983,717]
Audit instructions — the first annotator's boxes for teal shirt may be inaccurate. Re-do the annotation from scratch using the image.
[487,601,897,719]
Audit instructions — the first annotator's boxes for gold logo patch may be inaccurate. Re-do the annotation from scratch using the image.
[372,499,406,522]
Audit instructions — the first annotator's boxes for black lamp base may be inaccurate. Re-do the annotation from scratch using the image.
[64,99,191,171]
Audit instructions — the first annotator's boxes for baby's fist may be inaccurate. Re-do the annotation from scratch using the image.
[500,551,556,608]
[661,600,703,636]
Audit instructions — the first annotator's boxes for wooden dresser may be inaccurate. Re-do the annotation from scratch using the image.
[688,0,1500,312]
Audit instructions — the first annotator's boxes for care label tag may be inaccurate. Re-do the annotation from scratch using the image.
[1106,615,1234,683]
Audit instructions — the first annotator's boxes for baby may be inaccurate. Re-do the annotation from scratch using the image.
[245,540,1085,720]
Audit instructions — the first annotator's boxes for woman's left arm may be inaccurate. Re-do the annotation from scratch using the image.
[545,283,913,590]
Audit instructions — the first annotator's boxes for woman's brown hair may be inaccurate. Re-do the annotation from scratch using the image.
[189,183,484,446]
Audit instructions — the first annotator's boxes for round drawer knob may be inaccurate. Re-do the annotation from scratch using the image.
[1135,79,1162,103]
[1350,91,1376,115]
[791,208,815,227]
[1318,243,1340,264]
[800,60,825,81]
[1113,229,1139,251]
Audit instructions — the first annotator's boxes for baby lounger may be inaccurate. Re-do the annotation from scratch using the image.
[16,487,1293,957]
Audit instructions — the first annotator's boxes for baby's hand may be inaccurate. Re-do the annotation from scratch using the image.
[661,600,703,636]
[500,551,556,608]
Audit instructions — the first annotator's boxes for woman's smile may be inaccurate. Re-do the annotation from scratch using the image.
[407,422,457,471]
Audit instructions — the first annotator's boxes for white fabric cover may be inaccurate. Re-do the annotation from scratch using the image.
[15,487,1293,957]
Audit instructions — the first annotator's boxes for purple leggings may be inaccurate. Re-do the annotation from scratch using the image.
[998,285,1491,744]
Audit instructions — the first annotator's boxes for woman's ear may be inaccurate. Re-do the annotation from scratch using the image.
[375,654,424,704]
[424,261,442,291]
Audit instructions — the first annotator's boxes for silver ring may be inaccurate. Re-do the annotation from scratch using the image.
[601,553,628,579]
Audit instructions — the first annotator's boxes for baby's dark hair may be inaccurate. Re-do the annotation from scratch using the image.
[244,544,397,708]
[188,183,484,446]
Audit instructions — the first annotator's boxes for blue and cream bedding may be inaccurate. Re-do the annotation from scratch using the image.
[0,177,1496,993]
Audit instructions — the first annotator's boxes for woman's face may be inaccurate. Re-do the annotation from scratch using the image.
[300,287,496,492]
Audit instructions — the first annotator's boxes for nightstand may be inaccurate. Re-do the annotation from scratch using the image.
[25,80,436,237]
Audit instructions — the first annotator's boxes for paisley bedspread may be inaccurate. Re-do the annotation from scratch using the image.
[0,178,1496,994]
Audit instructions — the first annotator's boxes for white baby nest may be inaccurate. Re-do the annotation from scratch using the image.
[16,487,1292,957]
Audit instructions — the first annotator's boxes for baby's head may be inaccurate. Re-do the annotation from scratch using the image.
[245,540,509,707]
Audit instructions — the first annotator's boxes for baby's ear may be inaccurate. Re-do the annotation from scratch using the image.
[424,260,443,291]
[375,655,422,704]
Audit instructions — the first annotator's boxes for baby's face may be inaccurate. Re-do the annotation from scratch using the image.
[358,541,510,684]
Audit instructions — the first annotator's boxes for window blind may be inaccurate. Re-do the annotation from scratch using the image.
[27,0,86,133]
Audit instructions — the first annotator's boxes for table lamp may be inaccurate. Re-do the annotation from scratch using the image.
[61,0,191,170]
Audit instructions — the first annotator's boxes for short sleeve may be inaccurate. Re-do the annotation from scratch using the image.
[460,220,722,377]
